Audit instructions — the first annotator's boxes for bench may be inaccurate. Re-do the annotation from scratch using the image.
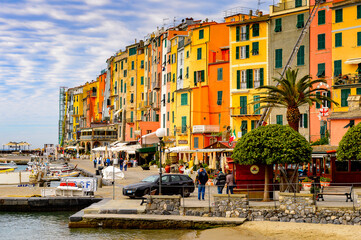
[317,186,353,202]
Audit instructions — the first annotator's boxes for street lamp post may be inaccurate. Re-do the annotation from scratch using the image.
[156,128,166,195]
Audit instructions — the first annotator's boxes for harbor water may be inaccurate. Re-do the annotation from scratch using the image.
[0,212,197,240]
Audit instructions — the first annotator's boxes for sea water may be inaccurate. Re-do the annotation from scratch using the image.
[0,212,196,240]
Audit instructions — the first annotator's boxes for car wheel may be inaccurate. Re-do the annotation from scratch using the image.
[129,196,135,199]
[143,188,150,197]
[181,188,191,197]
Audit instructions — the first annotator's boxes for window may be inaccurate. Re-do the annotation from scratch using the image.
[275,18,282,32]
[194,70,205,85]
[341,89,350,107]
[335,33,342,47]
[197,48,202,60]
[167,111,169,121]
[124,70,127,77]
[235,46,240,59]
[254,95,260,114]
[317,63,325,77]
[275,49,282,68]
[241,25,249,40]
[276,115,283,125]
[130,128,133,138]
[217,68,223,80]
[130,111,134,122]
[129,47,137,56]
[181,93,188,105]
[217,91,223,105]
[241,45,249,59]
[357,88,361,95]
[131,61,134,70]
[254,69,260,88]
[179,68,183,80]
[186,67,189,78]
[252,23,259,37]
[140,60,144,69]
[260,68,264,86]
[252,42,259,55]
[299,113,308,128]
[115,63,118,72]
[296,14,304,28]
[240,96,247,114]
[295,0,302,8]
[241,70,247,89]
[236,26,240,41]
[358,5,361,19]
[318,10,325,25]
[173,73,175,82]
[163,114,165,128]
[186,51,189,58]
[131,77,134,86]
[297,45,305,66]
[316,91,321,109]
[194,137,199,148]
[121,61,123,70]
[357,32,361,46]
[181,116,187,133]
[241,120,248,136]
[115,81,117,94]
[246,69,253,89]
[130,93,134,103]
[318,34,325,50]
[236,70,241,89]
[124,83,126,93]
[172,111,174,123]
[335,9,343,23]
[121,80,123,92]
[168,92,170,103]
[334,60,342,76]
[199,29,204,39]
[251,120,257,130]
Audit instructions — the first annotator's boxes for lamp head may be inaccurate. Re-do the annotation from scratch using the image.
[155,128,166,140]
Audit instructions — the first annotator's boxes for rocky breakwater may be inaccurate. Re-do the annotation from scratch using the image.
[279,193,316,215]
[213,194,248,218]
[145,195,181,215]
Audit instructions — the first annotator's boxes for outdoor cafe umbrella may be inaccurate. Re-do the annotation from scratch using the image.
[221,154,226,173]
[194,153,199,165]
[183,152,187,163]
[105,145,109,160]
[212,152,217,170]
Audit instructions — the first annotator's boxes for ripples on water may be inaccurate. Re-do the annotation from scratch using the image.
[0,212,197,240]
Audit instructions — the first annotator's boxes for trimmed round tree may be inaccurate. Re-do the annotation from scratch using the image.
[231,124,312,200]
[337,122,361,161]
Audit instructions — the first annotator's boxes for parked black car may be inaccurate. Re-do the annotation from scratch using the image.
[123,174,195,198]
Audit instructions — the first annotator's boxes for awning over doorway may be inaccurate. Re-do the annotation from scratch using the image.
[141,132,160,145]
[137,146,157,153]
[344,58,361,64]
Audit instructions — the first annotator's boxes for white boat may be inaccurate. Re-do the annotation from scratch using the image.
[0,162,17,173]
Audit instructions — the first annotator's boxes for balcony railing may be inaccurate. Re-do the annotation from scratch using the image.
[333,74,361,87]
[271,0,307,13]
[152,81,160,89]
[138,101,147,109]
[230,106,261,116]
[176,126,188,135]
[192,125,220,134]
[152,100,159,109]
[126,118,134,124]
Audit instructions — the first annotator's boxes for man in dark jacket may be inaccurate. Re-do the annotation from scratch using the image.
[215,169,226,194]
[197,168,209,200]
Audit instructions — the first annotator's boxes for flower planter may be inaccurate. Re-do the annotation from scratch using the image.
[302,182,312,191]
[141,166,150,170]
[320,181,330,187]
[165,165,171,173]
[179,165,184,174]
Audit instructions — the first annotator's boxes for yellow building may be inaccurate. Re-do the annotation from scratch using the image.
[72,86,83,140]
[329,1,361,145]
[135,43,145,139]
[229,14,269,140]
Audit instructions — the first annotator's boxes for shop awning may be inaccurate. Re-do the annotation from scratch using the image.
[141,132,160,145]
[112,144,141,152]
[344,58,361,64]
[114,109,122,116]
[137,146,157,153]
[165,146,190,153]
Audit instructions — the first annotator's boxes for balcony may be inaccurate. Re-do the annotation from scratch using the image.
[176,127,188,135]
[126,118,134,124]
[138,101,147,109]
[151,100,159,110]
[152,81,160,90]
[333,74,361,88]
[230,106,261,117]
[192,125,220,134]
[271,0,307,13]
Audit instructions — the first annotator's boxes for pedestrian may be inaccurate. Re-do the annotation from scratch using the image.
[98,156,102,166]
[215,169,226,194]
[106,158,110,167]
[119,157,124,171]
[197,168,209,200]
[124,159,128,171]
[113,156,118,167]
[93,158,97,168]
[226,170,234,194]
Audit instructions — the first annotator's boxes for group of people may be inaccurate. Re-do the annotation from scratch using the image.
[93,157,128,171]
[196,168,235,200]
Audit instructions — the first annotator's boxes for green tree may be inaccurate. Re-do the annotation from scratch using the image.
[232,124,312,200]
[337,123,361,161]
[253,68,337,132]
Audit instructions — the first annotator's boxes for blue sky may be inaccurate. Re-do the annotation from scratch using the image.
[0,0,270,148]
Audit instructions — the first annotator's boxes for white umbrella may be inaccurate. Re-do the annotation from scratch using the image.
[183,152,187,163]
[221,154,226,173]
[208,153,213,169]
[212,152,217,170]
[194,153,199,165]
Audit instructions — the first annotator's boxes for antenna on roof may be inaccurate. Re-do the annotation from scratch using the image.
[173,17,176,27]
[257,0,265,12]
[163,18,169,28]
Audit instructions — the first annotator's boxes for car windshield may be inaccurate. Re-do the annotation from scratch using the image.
[141,175,159,182]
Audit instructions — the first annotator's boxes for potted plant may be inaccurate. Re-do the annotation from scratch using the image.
[302,177,312,191]
[320,177,331,187]
[178,159,184,173]
[141,163,150,170]
[165,159,171,173]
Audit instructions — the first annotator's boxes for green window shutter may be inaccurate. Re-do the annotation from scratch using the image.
[275,49,282,68]
[131,61,134,70]
[251,120,256,130]
[217,68,223,80]
[240,96,247,114]
[296,14,304,28]
[252,42,259,55]
[130,128,133,138]
[201,70,205,82]
[121,61,123,70]
[260,68,264,86]
[241,120,248,136]
[276,115,283,125]
[141,76,144,85]
[235,46,240,59]
[275,18,282,32]
[357,88,361,95]
[318,10,325,25]
[181,116,187,133]
[297,45,305,66]
[246,69,253,88]
[217,91,223,105]
[245,45,249,58]
[335,33,342,47]
[317,63,325,77]
[199,29,204,39]
[335,9,343,23]
[168,92,170,103]
[341,89,350,107]
[185,93,188,105]
[172,111,174,123]
[357,32,361,46]
[121,80,123,92]
[236,26,240,41]
[316,92,321,109]
[245,25,249,40]
[131,77,134,86]
[327,90,331,108]
[237,70,241,89]
[334,60,342,76]
[253,95,260,114]
[194,71,197,85]
[295,0,302,8]
[131,111,133,122]
[197,48,202,60]
[303,113,308,128]
[173,73,175,82]
[181,93,188,105]
[124,83,126,93]
[252,23,259,37]
[194,137,199,148]
[358,5,361,19]
[318,34,325,50]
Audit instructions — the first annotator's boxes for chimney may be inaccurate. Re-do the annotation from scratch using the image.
[135,38,137,43]
[258,11,263,17]
[249,10,253,18]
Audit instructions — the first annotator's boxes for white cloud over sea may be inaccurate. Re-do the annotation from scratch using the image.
[0,0,269,148]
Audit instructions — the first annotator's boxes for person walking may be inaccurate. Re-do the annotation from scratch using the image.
[124,159,128,171]
[215,169,226,194]
[226,170,234,194]
[197,168,208,200]
[119,157,124,171]
[106,158,110,167]
[93,158,97,168]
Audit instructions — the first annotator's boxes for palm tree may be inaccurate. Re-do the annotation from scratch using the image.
[253,68,337,132]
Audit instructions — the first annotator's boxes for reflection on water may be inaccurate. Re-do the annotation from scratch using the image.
[0,212,196,240]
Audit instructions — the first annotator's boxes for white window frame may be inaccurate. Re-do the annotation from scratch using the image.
[241,46,247,59]
[241,26,247,41]
[241,70,247,89]
[254,69,260,88]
